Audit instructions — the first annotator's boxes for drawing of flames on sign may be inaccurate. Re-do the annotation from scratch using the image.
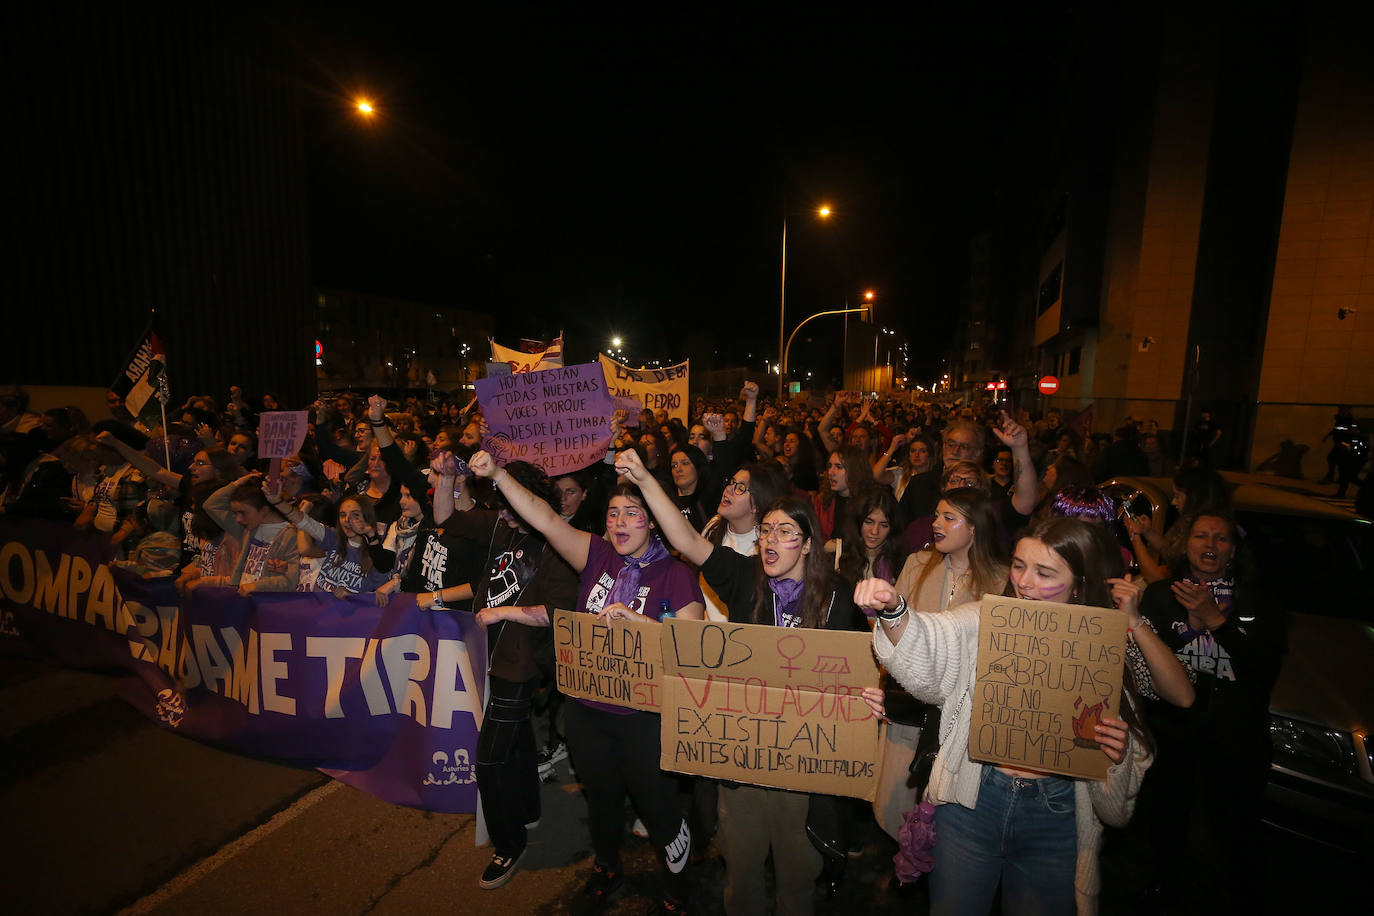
[1072,695,1109,748]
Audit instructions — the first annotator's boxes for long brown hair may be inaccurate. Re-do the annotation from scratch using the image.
[915,488,1008,599]
[817,446,874,508]
[328,493,379,577]
[838,488,907,585]
[1010,517,1153,755]
[749,497,839,630]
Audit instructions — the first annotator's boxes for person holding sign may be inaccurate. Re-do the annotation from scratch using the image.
[614,446,863,916]
[468,449,703,913]
[862,489,1010,843]
[859,518,1152,916]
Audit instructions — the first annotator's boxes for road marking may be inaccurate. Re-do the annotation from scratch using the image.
[117,779,345,915]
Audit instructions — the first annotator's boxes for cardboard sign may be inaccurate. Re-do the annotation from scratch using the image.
[659,618,882,799]
[475,361,615,475]
[599,355,689,423]
[257,411,310,459]
[969,596,1127,780]
[552,609,662,711]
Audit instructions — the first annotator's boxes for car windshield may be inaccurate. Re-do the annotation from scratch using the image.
[1236,511,1374,624]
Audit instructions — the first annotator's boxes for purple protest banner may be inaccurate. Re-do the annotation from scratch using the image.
[476,361,615,473]
[0,519,487,813]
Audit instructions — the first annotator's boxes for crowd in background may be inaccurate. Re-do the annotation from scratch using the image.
[0,381,1288,914]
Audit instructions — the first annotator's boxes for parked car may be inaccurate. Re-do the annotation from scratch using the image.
[1102,474,1374,852]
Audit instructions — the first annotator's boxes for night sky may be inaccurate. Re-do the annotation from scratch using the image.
[271,6,1077,383]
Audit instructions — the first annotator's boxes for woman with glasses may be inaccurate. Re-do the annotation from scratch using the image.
[615,446,863,916]
[467,449,703,912]
[859,517,1154,915]
[698,461,792,620]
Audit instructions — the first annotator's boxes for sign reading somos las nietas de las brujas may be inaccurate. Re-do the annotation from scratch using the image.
[970,595,1127,780]
[658,618,882,800]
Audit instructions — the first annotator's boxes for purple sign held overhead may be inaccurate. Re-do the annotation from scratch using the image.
[258,410,310,459]
[476,361,614,474]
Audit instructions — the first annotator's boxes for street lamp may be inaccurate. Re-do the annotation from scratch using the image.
[778,203,833,399]
[783,306,869,389]
[356,98,375,116]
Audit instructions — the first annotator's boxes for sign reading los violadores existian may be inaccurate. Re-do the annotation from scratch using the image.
[658,617,882,800]
[969,595,1127,780]
[553,609,663,712]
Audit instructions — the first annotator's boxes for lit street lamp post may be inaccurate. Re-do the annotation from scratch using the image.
[778,204,832,400]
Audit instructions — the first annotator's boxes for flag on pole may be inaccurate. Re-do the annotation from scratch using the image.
[490,334,564,373]
[111,329,170,430]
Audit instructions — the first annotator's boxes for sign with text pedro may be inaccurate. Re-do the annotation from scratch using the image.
[553,609,662,712]
[659,618,882,799]
[970,596,1127,780]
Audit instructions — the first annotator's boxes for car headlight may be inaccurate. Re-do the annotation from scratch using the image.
[1270,715,1357,780]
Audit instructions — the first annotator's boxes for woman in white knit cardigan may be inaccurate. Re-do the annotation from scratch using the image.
[857,517,1155,916]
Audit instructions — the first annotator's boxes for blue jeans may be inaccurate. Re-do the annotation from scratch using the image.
[929,767,1077,916]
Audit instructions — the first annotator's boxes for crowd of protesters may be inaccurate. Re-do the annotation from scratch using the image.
[0,380,1289,914]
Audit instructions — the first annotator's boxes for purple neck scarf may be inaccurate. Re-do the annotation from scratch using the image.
[606,536,670,609]
[768,576,804,627]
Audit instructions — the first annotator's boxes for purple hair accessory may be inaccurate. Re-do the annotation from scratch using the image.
[1050,486,1115,525]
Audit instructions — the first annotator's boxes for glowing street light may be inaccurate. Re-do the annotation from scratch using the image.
[778,203,835,398]
[356,99,375,116]
[611,336,622,348]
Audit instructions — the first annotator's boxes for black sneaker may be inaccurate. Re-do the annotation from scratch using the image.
[537,740,569,778]
[580,860,624,902]
[479,848,525,890]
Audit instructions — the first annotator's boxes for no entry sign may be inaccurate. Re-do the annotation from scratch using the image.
[1037,375,1060,396]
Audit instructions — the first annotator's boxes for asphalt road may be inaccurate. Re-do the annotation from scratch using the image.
[1,654,1362,915]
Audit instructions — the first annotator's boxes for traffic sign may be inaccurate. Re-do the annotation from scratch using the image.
[1038,376,1059,395]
